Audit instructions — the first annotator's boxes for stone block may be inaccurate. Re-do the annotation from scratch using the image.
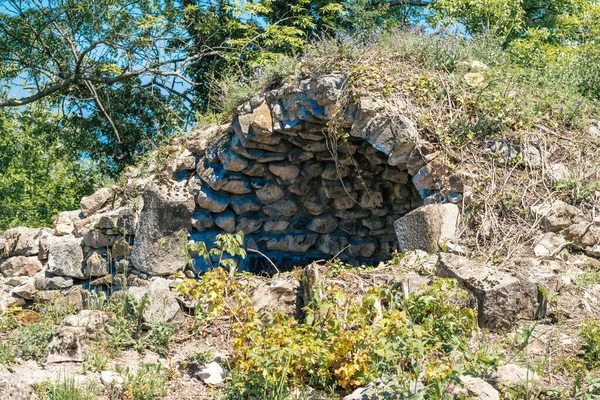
[394,204,459,253]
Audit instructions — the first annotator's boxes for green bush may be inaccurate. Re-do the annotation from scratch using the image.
[14,322,53,361]
[36,376,99,400]
[115,363,168,400]
[581,319,600,369]
[0,341,15,365]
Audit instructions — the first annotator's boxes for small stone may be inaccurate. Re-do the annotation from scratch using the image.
[255,183,285,204]
[317,234,349,255]
[307,216,339,233]
[263,220,290,232]
[192,210,214,231]
[214,210,237,233]
[80,187,113,217]
[531,200,586,232]
[236,217,263,234]
[268,163,300,182]
[221,179,252,195]
[101,371,124,387]
[35,276,74,290]
[230,195,262,215]
[242,163,267,177]
[266,234,318,252]
[263,199,298,218]
[197,361,225,385]
[218,146,249,172]
[534,232,568,257]
[64,310,111,333]
[490,364,540,389]
[84,252,110,277]
[196,185,230,213]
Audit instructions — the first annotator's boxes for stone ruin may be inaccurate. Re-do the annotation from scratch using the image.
[0,73,468,308]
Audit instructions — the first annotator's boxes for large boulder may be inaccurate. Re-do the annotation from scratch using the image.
[47,236,84,279]
[437,253,542,330]
[394,204,459,253]
[131,181,195,276]
[128,278,180,323]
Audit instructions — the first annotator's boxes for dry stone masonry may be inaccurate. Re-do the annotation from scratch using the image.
[0,74,470,315]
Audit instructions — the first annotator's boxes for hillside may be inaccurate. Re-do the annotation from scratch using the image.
[2,31,600,399]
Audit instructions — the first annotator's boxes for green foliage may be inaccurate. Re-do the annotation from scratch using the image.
[145,322,175,356]
[580,319,600,369]
[82,350,109,374]
[36,376,99,400]
[14,321,53,362]
[0,341,15,366]
[227,279,493,398]
[185,231,247,273]
[114,363,168,400]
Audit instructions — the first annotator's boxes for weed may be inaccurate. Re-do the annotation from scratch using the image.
[114,363,168,400]
[580,319,600,369]
[145,322,174,355]
[82,350,109,374]
[0,341,15,365]
[36,376,99,400]
[14,321,53,361]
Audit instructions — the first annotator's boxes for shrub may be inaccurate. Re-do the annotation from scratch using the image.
[0,341,15,365]
[36,376,99,400]
[145,322,175,355]
[580,319,600,369]
[14,321,53,361]
[115,363,168,400]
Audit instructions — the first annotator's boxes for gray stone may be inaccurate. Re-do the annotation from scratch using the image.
[490,364,539,389]
[305,199,330,215]
[0,256,42,277]
[131,181,195,276]
[196,185,230,213]
[266,234,318,252]
[47,326,86,363]
[64,310,111,333]
[197,361,225,385]
[534,232,568,257]
[237,217,263,234]
[128,278,180,323]
[263,199,298,218]
[47,236,84,279]
[214,210,237,233]
[382,168,409,183]
[2,227,42,257]
[0,364,33,400]
[83,230,115,248]
[242,163,267,177]
[10,280,36,300]
[394,204,459,253]
[531,200,586,232]
[35,276,74,290]
[251,278,299,314]
[221,178,252,195]
[34,286,84,311]
[230,195,262,215]
[219,145,249,172]
[84,252,109,277]
[255,183,285,204]
[192,210,214,231]
[321,163,348,180]
[268,162,300,182]
[80,187,113,217]
[437,253,541,330]
[307,216,339,233]
[53,210,80,236]
[317,234,349,255]
[263,220,290,232]
[301,162,324,178]
[449,376,499,400]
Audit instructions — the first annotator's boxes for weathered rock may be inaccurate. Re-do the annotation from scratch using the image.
[0,256,42,277]
[84,252,110,277]
[534,232,568,257]
[10,279,36,300]
[53,210,80,236]
[83,230,115,248]
[0,364,33,400]
[128,278,180,323]
[2,227,41,257]
[268,162,300,182]
[236,217,263,234]
[437,253,541,329]
[34,286,83,311]
[196,184,230,213]
[489,364,540,389]
[263,199,298,218]
[80,187,113,217]
[255,183,286,204]
[47,326,87,363]
[266,234,318,252]
[251,278,299,314]
[101,370,124,387]
[35,276,74,290]
[307,216,339,233]
[263,220,290,232]
[192,210,214,231]
[394,204,459,253]
[531,200,586,232]
[448,376,499,400]
[219,145,249,172]
[64,310,111,333]
[131,181,195,276]
[220,178,252,195]
[230,195,262,215]
[197,361,225,385]
[47,236,84,279]
[214,210,237,233]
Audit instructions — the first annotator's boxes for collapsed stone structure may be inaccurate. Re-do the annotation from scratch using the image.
[0,73,470,310]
